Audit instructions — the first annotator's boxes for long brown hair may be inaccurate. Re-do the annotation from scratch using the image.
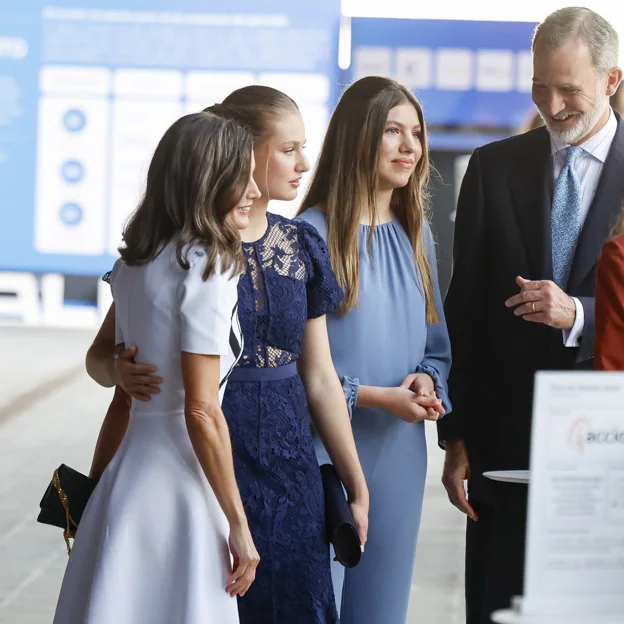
[119,112,252,280]
[298,76,438,322]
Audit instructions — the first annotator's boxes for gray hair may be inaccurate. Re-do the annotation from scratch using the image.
[532,7,619,75]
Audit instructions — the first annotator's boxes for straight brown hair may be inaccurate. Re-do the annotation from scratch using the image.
[298,76,439,322]
[119,112,252,280]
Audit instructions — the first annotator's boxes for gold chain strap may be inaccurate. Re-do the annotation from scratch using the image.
[52,469,78,556]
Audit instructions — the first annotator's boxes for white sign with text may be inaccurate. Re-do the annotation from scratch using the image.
[523,371,624,616]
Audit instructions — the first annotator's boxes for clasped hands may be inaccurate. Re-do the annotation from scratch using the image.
[383,373,445,424]
[504,276,576,331]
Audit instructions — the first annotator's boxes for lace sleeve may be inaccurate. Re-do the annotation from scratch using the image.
[297,220,344,319]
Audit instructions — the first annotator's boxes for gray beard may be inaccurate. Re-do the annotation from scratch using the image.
[540,95,609,144]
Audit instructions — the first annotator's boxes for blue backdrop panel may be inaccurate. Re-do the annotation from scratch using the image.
[0,0,340,274]
[349,18,539,149]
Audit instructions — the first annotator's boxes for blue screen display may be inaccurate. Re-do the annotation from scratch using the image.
[348,18,539,149]
[0,0,340,274]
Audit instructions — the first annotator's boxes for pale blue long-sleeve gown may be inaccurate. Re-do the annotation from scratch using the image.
[297,207,452,624]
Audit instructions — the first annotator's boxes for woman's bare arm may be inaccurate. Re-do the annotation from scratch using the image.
[297,315,369,545]
[89,386,131,479]
[181,352,259,596]
[85,303,118,387]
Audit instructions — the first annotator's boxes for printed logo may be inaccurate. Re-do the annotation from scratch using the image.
[567,416,624,454]
[568,416,591,453]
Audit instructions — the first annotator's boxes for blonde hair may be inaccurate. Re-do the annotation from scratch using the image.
[298,76,439,323]
[205,85,300,202]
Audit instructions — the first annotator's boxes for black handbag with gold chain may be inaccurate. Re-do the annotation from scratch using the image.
[37,464,98,554]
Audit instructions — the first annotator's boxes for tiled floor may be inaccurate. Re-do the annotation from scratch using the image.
[0,327,465,623]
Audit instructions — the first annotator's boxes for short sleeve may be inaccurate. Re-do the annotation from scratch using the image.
[297,220,344,319]
[179,252,238,355]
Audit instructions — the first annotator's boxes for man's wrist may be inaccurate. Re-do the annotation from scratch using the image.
[562,297,585,346]
[565,296,577,331]
[444,439,466,452]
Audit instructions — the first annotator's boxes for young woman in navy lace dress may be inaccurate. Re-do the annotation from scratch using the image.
[86,88,369,624]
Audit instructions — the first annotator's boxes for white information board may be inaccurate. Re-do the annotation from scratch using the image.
[523,371,624,616]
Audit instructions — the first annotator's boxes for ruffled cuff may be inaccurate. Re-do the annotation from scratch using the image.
[414,364,450,413]
[341,375,360,420]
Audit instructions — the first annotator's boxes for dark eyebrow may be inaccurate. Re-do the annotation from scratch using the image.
[386,120,422,131]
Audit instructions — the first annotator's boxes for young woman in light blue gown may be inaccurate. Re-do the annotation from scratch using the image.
[297,76,452,624]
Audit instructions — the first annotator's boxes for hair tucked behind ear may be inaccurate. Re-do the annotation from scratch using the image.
[119,111,252,280]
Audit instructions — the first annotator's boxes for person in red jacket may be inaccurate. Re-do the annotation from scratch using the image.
[595,213,624,370]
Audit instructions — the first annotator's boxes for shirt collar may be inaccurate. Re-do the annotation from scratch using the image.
[550,107,617,163]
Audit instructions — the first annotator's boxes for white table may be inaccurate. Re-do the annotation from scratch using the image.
[483,470,530,484]
[492,609,623,623]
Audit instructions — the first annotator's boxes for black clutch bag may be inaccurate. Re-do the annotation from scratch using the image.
[37,464,98,554]
[319,463,361,568]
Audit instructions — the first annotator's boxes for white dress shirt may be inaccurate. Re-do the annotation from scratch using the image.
[550,107,617,346]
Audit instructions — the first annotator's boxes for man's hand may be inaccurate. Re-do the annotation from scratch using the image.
[441,440,478,521]
[505,276,576,330]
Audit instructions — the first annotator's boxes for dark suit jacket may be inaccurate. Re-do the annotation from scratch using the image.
[595,233,624,370]
[438,114,624,501]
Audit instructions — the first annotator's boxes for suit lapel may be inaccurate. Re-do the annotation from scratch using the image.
[509,128,553,280]
[568,113,624,292]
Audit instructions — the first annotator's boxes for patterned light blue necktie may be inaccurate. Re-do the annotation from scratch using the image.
[551,145,583,288]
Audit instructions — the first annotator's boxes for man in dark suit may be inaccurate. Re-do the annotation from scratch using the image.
[439,7,624,623]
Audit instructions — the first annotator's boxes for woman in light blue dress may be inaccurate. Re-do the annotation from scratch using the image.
[297,76,452,624]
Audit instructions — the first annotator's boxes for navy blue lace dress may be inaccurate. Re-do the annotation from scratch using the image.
[222,212,343,624]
